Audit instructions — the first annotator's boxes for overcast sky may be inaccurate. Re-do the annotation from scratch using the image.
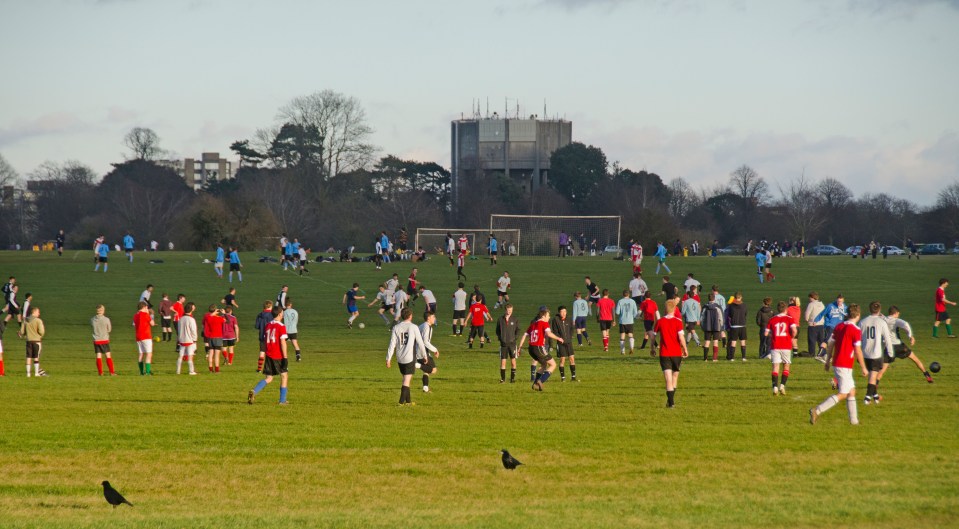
[1,0,957,204]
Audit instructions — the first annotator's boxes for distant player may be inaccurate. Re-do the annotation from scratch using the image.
[284,299,301,362]
[418,285,437,313]
[392,288,408,324]
[94,240,109,272]
[517,307,565,391]
[680,286,702,348]
[176,302,198,375]
[275,285,289,312]
[551,306,577,381]
[405,268,419,305]
[596,289,615,352]
[810,304,867,425]
[628,272,648,306]
[202,305,224,373]
[158,293,174,342]
[572,292,591,346]
[386,307,426,405]
[814,294,848,362]
[418,310,440,392]
[214,243,225,278]
[654,241,671,275]
[344,283,365,328]
[488,233,498,266]
[630,239,643,273]
[254,300,274,373]
[804,292,825,357]
[55,229,65,257]
[496,303,520,383]
[933,278,956,338]
[683,273,700,294]
[458,233,470,254]
[91,304,115,376]
[123,232,134,263]
[368,285,393,326]
[756,297,773,359]
[2,283,19,329]
[765,300,797,395]
[860,301,893,405]
[446,232,455,266]
[639,295,660,355]
[221,305,238,366]
[700,292,724,361]
[451,283,468,336]
[228,247,243,283]
[494,272,511,309]
[660,276,677,301]
[139,284,153,310]
[247,306,290,405]
[754,248,767,283]
[584,277,600,314]
[725,292,748,361]
[655,298,688,408]
[22,306,45,377]
[879,305,935,385]
[221,287,239,309]
[615,290,639,355]
[132,301,154,375]
[467,294,492,348]
[456,251,467,281]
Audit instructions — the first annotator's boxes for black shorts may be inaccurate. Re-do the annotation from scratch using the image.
[208,338,223,349]
[588,296,600,304]
[398,361,416,375]
[865,357,884,372]
[619,323,634,334]
[632,296,643,307]
[161,316,172,326]
[286,333,298,340]
[555,343,574,358]
[427,303,436,313]
[599,320,612,331]
[728,327,746,341]
[575,317,587,329]
[936,311,950,322]
[659,355,682,372]
[644,320,655,332]
[491,250,498,256]
[497,290,508,298]
[223,338,236,347]
[453,309,466,319]
[7,304,20,316]
[259,339,267,353]
[500,345,516,360]
[124,247,133,253]
[893,343,912,360]
[419,355,436,374]
[229,263,240,271]
[684,322,697,331]
[98,256,108,263]
[704,330,722,341]
[262,356,287,376]
[528,345,552,364]
[765,263,772,270]
[25,341,41,359]
[94,343,110,355]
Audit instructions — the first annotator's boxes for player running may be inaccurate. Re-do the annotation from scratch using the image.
[418,310,440,393]
[615,290,639,355]
[344,283,365,328]
[655,298,688,408]
[810,304,867,425]
[654,241,671,275]
[765,301,797,396]
[572,292,591,346]
[814,294,848,362]
[386,307,426,405]
[860,301,894,405]
[228,247,243,283]
[494,272,511,309]
[517,307,565,391]
[247,306,290,405]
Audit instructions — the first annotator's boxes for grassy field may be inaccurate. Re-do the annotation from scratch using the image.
[0,249,956,529]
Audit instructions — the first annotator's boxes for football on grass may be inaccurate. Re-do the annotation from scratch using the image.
[929,361,941,373]
[358,323,366,329]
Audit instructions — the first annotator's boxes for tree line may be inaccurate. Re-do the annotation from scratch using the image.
[1,89,957,251]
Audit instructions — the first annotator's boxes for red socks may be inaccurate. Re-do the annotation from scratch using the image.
[0,359,5,376]
[214,366,220,373]
[712,345,719,360]
[257,355,265,372]
[96,358,103,376]
[602,336,609,349]
[106,358,115,375]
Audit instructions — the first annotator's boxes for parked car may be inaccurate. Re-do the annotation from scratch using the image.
[952,245,959,255]
[602,245,623,257]
[810,244,843,255]
[844,245,863,256]
[882,245,905,255]
[717,245,739,255]
[919,243,946,255]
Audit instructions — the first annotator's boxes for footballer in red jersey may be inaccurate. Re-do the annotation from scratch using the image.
[517,308,564,391]
[202,305,225,373]
[639,297,660,355]
[764,301,797,395]
[654,299,687,408]
[933,278,956,338]
[248,307,289,405]
[132,301,155,375]
[456,251,467,281]
[630,241,643,273]
[810,304,868,425]
[596,289,616,351]
[467,296,491,348]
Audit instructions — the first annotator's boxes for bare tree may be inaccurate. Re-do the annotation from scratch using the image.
[667,177,695,220]
[816,177,853,210]
[935,181,959,241]
[728,165,769,207]
[777,172,826,242]
[0,152,17,187]
[123,127,164,161]
[277,90,377,176]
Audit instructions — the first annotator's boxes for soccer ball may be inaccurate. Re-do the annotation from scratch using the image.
[929,361,941,373]
[358,322,366,329]
[154,336,161,342]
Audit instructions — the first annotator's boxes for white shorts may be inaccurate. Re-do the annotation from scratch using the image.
[179,343,197,357]
[769,349,792,364]
[834,367,855,394]
[214,262,224,269]
[137,339,153,354]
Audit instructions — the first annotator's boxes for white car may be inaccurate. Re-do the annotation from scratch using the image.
[602,245,623,257]
[882,245,905,255]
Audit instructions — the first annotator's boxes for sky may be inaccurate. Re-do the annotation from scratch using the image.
[1,0,957,204]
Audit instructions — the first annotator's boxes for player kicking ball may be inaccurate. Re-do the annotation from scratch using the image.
[518,307,565,391]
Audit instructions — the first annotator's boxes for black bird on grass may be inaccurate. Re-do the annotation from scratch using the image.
[102,481,133,508]
[501,449,523,470]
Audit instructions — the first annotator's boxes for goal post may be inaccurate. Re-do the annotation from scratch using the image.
[415,228,522,256]
[489,214,621,257]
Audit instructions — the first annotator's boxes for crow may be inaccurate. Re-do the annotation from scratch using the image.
[102,481,133,508]
[501,449,523,470]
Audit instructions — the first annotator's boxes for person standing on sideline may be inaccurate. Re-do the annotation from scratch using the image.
[91,304,115,376]
[756,297,773,359]
[517,307,565,391]
[860,301,894,405]
[228,247,243,283]
[596,289,616,352]
[133,301,155,375]
[214,242,225,278]
[804,292,825,356]
[56,229,65,257]
[810,304,867,425]
[94,240,109,272]
[176,302,198,375]
[496,303,520,383]
[418,310,440,393]
[283,299,301,362]
[765,301,797,395]
[654,241,671,274]
[386,307,426,405]
[221,305,238,366]
[933,278,956,338]
[550,305,577,381]
[572,292,591,346]
[22,306,45,377]
[123,232,135,263]
[247,306,290,405]
[494,272,511,309]
[615,290,639,355]
[488,233,498,266]
[344,283,365,329]
[655,298,688,408]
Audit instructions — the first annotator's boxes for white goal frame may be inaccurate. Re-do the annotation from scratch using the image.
[489,214,621,257]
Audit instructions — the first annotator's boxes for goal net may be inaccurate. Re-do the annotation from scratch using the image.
[415,228,522,256]
[489,215,621,257]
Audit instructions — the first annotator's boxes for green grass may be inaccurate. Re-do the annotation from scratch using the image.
[0,250,957,528]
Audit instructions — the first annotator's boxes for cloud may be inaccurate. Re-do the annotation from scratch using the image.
[585,125,958,205]
[0,112,88,148]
